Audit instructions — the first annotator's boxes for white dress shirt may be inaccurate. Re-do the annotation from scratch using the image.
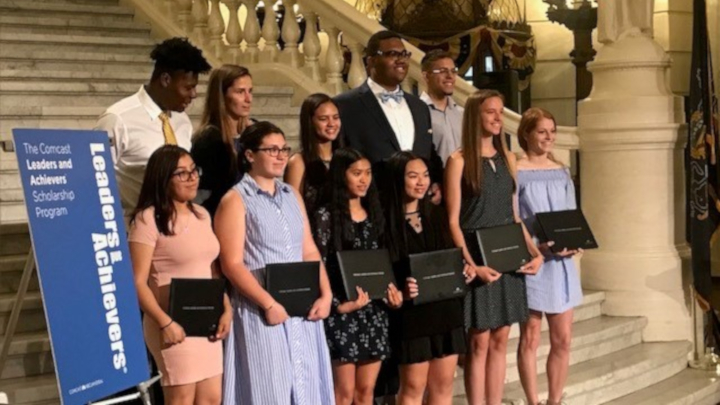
[367,78,415,151]
[95,86,192,220]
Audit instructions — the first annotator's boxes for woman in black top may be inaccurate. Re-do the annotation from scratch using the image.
[191,64,254,217]
[383,151,468,404]
[285,93,341,213]
[311,147,403,405]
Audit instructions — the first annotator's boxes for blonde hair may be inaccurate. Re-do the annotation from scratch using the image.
[461,89,511,195]
[517,107,563,166]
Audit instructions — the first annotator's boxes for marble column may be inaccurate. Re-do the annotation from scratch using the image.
[578,0,691,341]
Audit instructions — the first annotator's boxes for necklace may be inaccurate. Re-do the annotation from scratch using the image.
[405,210,419,216]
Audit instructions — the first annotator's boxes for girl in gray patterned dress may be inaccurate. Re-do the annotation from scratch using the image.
[516,108,582,405]
[311,147,403,405]
[446,90,544,405]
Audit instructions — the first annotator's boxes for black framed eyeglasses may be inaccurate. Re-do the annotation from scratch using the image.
[173,167,202,182]
[430,67,459,76]
[256,146,292,157]
[376,50,412,60]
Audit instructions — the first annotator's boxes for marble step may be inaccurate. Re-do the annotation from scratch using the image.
[0,0,135,18]
[0,59,151,74]
[21,0,120,5]
[0,15,150,38]
[0,69,156,83]
[0,255,39,294]
[498,341,692,405]
[0,374,59,404]
[0,222,31,256]
[506,291,604,341]
[452,315,646,397]
[0,33,156,56]
[603,368,720,405]
[0,291,46,335]
[1,344,53,380]
[0,48,153,66]
[1,330,53,379]
[0,202,27,225]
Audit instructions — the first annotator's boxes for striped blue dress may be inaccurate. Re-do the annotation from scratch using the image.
[222,174,335,405]
[517,168,583,314]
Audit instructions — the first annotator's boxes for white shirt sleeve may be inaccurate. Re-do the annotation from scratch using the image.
[95,112,126,165]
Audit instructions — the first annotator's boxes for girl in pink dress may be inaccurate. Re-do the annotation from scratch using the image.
[128,145,232,405]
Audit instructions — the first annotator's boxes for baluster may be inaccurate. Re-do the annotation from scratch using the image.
[176,0,193,33]
[225,0,244,63]
[164,0,175,18]
[260,1,280,62]
[323,23,345,95]
[191,0,209,45]
[207,0,225,60]
[280,0,301,67]
[300,9,321,82]
[243,0,261,63]
[346,37,366,89]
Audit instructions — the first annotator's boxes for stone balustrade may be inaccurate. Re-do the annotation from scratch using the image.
[137,0,579,166]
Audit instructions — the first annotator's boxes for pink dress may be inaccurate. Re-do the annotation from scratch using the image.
[128,205,222,387]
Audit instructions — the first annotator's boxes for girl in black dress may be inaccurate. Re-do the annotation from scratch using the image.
[312,147,403,405]
[191,64,253,217]
[285,93,341,213]
[383,151,468,405]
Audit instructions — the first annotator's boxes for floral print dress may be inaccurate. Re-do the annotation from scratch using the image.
[312,206,391,363]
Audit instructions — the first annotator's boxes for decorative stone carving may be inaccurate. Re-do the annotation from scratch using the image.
[597,0,653,44]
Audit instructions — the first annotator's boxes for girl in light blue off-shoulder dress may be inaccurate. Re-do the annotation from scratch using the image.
[515,108,582,405]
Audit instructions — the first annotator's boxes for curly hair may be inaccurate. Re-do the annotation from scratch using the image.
[323,147,385,251]
[150,37,211,80]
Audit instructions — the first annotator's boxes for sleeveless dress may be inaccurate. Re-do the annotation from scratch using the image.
[222,175,335,405]
[460,154,529,330]
[128,205,222,387]
[312,206,391,363]
[517,168,583,314]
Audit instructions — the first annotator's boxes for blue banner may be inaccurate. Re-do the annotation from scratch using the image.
[12,129,149,405]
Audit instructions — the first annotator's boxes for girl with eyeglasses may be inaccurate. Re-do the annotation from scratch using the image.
[311,147,403,405]
[515,108,581,405]
[285,93,342,214]
[214,121,335,404]
[128,145,232,405]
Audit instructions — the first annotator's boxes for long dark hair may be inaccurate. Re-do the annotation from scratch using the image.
[130,145,200,235]
[324,147,384,251]
[461,89,511,195]
[236,121,285,178]
[194,64,252,178]
[299,93,341,196]
[382,152,433,261]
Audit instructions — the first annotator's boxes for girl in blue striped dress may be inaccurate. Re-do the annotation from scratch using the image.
[515,108,582,405]
[214,121,335,405]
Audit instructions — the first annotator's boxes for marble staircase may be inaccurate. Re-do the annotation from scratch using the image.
[1,0,720,404]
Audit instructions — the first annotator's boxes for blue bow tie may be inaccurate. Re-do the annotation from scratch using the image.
[379,90,404,104]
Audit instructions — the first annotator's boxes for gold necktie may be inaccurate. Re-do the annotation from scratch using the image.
[159,112,177,145]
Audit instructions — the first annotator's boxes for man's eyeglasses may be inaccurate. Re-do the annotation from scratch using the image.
[173,167,202,182]
[256,146,292,157]
[429,67,459,76]
[376,50,412,60]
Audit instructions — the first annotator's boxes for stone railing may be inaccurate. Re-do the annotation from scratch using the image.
[122,0,579,164]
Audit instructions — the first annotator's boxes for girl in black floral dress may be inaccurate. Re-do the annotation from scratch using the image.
[312,147,403,405]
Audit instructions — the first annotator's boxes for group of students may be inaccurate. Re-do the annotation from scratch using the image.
[96,34,581,405]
